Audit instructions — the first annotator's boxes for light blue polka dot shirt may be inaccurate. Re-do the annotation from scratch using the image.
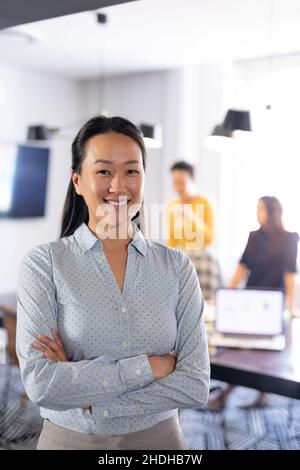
[16,223,210,436]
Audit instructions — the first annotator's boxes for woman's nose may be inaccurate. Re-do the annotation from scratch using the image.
[109,173,125,193]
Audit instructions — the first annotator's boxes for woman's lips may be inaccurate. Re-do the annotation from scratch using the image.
[103,198,131,206]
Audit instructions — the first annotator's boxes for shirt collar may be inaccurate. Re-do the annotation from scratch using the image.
[74,223,99,253]
[74,222,147,257]
[130,222,147,257]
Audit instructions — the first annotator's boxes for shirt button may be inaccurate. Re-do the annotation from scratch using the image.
[121,307,126,313]
[122,340,128,348]
[135,369,141,375]
[103,410,109,417]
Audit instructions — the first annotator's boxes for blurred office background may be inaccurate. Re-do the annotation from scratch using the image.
[0,0,300,450]
[1,0,300,293]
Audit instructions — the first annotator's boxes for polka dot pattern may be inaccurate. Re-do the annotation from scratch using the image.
[16,223,210,436]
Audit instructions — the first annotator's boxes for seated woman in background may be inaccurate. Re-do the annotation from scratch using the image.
[209,195,299,410]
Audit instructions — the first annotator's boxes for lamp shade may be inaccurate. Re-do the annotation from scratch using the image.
[27,125,49,141]
[204,109,252,152]
[139,123,162,149]
[211,123,231,138]
[139,124,155,139]
[223,109,252,133]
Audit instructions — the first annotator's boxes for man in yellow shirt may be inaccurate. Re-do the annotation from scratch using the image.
[166,161,214,251]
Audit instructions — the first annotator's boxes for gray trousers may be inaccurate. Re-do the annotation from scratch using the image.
[37,415,188,450]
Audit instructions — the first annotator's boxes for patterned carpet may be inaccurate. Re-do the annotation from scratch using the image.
[1,368,300,450]
[0,366,42,450]
[180,383,300,450]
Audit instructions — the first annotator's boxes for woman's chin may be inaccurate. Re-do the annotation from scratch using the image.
[95,219,132,239]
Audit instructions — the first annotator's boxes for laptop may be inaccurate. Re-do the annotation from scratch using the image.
[209,288,286,351]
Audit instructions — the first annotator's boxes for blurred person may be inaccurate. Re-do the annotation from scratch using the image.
[230,196,298,315]
[166,161,220,301]
[166,161,214,251]
[209,196,299,410]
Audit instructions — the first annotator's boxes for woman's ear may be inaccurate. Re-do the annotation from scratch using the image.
[71,171,82,196]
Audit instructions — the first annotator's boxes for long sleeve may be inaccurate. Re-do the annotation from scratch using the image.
[16,245,153,411]
[166,197,214,249]
[165,202,177,248]
[99,251,210,419]
[201,198,214,246]
[187,197,214,247]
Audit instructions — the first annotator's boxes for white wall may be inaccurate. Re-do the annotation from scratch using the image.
[0,64,82,294]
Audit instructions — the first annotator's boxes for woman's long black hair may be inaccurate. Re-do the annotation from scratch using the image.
[256,196,285,256]
[259,196,284,232]
[60,116,147,238]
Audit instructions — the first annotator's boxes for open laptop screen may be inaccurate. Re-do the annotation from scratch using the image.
[215,288,284,336]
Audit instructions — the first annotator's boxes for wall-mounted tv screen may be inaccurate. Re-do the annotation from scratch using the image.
[0,143,49,218]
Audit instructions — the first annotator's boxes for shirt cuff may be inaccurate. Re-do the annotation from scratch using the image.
[119,354,153,393]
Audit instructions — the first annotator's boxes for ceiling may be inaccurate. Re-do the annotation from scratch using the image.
[0,0,136,29]
[0,0,300,80]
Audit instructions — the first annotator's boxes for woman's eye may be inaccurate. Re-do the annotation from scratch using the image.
[127,169,139,175]
[96,170,111,175]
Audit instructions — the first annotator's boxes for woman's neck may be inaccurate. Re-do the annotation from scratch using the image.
[102,237,131,252]
[88,221,133,252]
[261,223,284,233]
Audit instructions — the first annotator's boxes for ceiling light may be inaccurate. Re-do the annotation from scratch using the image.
[223,109,252,135]
[139,123,163,149]
[204,109,252,152]
[27,125,49,141]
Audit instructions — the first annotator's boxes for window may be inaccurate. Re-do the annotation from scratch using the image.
[219,64,300,280]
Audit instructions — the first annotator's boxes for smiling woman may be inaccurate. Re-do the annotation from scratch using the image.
[72,131,144,240]
[16,115,210,450]
[60,116,147,239]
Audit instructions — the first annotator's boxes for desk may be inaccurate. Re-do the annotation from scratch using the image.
[210,318,300,399]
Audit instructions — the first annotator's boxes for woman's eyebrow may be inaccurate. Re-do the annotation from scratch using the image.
[92,159,140,165]
[93,159,113,165]
[124,160,140,165]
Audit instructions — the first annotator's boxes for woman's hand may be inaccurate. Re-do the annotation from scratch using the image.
[148,354,177,380]
[33,330,68,362]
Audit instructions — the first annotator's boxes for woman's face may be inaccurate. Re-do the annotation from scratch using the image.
[257,199,268,226]
[72,132,144,234]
